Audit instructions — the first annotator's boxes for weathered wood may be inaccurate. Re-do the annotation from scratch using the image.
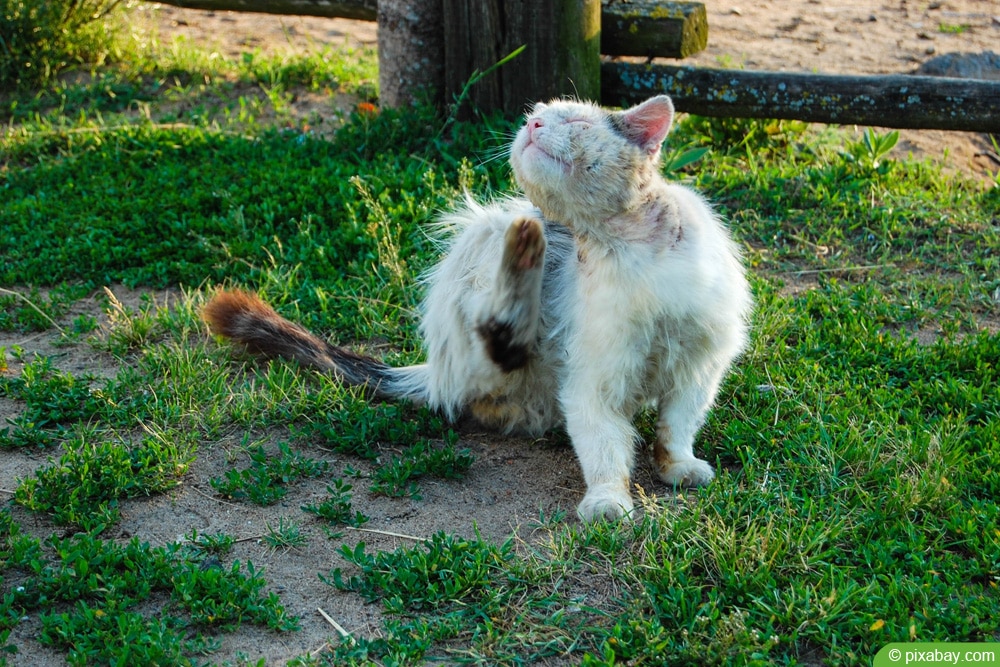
[602,62,1000,132]
[156,0,378,21]
[152,0,705,59]
[601,1,707,59]
[443,0,600,116]
[378,0,443,108]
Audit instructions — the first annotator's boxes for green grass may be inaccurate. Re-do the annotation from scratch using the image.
[1,14,999,665]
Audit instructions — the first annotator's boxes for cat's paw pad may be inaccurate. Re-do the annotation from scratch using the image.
[657,457,715,488]
[577,483,634,522]
[504,217,546,271]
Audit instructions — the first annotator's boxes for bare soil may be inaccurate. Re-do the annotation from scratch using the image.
[3,2,999,664]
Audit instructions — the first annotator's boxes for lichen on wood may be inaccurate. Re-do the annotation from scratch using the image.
[602,62,1000,132]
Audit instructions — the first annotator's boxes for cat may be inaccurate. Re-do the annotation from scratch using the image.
[203,94,752,522]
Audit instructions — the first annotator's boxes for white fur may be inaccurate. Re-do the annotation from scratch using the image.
[410,96,751,521]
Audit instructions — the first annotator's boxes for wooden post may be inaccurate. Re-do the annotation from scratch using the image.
[442,0,601,116]
[377,0,444,108]
[602,63,1000,133]
[602,0,707,59]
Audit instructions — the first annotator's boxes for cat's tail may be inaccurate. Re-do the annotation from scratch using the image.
[202,289,429,403]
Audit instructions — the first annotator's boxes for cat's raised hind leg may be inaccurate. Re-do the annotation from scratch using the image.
[475,216,546,372]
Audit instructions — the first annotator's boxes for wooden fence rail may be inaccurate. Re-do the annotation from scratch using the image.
[156,0,378,21]
[602,63,1000,133]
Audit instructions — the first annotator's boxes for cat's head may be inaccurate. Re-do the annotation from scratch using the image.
[509,95,674,228]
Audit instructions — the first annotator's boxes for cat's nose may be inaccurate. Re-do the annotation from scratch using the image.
[527,118,543,140]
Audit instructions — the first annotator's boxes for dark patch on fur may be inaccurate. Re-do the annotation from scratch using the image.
[606,113,629,140]
[477,317,529,372]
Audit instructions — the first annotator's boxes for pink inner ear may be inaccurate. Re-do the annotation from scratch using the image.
[622,96,674,153]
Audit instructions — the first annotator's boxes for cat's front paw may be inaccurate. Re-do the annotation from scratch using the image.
[504,216,546,272]
[577,483,634,522]
[657,457,715,488]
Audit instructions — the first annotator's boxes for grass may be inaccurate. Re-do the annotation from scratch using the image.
[1,7,999,665]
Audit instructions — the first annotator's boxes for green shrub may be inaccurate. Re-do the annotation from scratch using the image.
[0,0,129,88]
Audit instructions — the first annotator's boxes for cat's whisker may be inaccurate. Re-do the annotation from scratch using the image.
[478,145,512,166]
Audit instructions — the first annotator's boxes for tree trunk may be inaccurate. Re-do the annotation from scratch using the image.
[442,0,601,116]
[377,0,444,108]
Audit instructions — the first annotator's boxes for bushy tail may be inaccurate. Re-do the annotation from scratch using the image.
[202,289,428,403]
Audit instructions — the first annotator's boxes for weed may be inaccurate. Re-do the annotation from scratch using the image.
[369,433,473,499]
[299,397,474,498]
[350,175,409,288]
[330,532,511,612]
[0,526,296,662]
[183,529,236,559]
[938,23,970,34]
[439,44,525,135]
[210,442,329,505]
[39,601,212,665]
[662,143,710,175]
[844,127,900,170]
[99,287,163,355]
[263,517,308,551]
[171,558,299,631]
[70,313,99,337]
[0,356,106,448]
[0,286,77,333]
[302,479,369,528]
[14,428,196,532]
[320,531,592,663]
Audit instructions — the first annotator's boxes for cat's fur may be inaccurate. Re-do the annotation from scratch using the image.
[203,95,752,521]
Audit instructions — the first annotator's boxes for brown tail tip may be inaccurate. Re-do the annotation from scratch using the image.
[202,289,277,339]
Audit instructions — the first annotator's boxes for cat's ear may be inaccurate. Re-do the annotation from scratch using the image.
[615,95,674,155]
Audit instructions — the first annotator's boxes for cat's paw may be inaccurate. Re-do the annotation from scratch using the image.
[577,483,635,522]
[657,457,715,488]
[504,217,546,272]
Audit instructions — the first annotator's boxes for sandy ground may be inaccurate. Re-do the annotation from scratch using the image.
[136,0,1000,181]
[3,2,999,664]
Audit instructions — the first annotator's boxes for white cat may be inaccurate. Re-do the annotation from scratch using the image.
[203,95,752,521]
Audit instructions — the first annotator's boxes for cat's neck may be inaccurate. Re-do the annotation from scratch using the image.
[546,178,681,252]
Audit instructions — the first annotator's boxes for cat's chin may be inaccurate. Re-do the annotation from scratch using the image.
[577,483,635,522]
[512,145,569,188]
[522,143,568,169]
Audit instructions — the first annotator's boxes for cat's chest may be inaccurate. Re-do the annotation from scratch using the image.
[573,246,670,323]
[562,251,688,400]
